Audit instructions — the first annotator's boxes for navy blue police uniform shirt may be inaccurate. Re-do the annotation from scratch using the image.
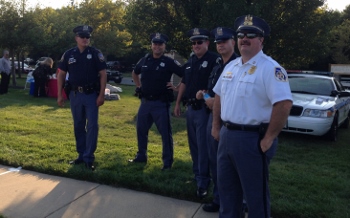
[134,54,183,96]
[207,53,238,97]
[59,46,107,86]
[182,51,219,99]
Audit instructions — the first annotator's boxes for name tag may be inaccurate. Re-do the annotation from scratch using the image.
[222,71,233,81]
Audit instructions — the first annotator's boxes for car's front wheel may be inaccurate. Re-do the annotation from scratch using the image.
[327,114,338,141]
[114,78,122,84]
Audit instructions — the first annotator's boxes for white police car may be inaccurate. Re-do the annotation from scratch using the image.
[283,71,350,141]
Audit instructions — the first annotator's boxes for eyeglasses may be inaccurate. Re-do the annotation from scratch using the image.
[236,32,260,39]
[78,35,90,39]
[191,40,205,45]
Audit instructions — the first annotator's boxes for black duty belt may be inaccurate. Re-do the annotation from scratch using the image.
[143,94,161,101]
[223,121,268,132]
[72,86,84,93]
[70,83,98,94]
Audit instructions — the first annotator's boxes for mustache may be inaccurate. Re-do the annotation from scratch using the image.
[241,40,250,45]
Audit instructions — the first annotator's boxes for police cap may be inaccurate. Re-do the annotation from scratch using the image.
[187,28,210,41]
[234,15,270,36]
[211,27,234,43]
[150,33,169,43]
[73,25,93,37]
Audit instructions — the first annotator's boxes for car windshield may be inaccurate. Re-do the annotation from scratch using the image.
[289,76,334,96]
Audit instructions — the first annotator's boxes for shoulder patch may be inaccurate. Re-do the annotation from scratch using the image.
[98,52,105,62]
[275,67,288,82]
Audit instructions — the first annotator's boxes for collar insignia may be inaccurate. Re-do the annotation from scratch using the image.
[248,66,257,75]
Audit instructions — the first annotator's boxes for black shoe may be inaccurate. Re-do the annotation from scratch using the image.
[161,166,172,171]
[196,188,208,198]
[69,159,84,165]
[85,162,95,171]
[128,157,147,163]
[202,202,220,212]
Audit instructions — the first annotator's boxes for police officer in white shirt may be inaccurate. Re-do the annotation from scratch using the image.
[212,15,293,218]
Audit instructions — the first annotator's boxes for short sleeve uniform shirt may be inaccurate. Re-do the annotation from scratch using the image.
[213,50,293,125]
[182,51,219,99]
[59,46,106,86]
[134,55,183,96]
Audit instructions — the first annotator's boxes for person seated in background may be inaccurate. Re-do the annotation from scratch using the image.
[33,57,54,97]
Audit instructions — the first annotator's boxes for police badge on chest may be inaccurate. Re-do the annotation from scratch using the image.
[202,61,208,68]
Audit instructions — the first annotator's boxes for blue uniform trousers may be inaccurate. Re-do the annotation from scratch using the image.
[218,126,277,218]
[136,99,173,167]
[207,113,220,205]
[69,92,99,164]
[186,106,210,189]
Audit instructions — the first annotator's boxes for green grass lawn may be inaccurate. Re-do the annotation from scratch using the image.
[0,78,349,217]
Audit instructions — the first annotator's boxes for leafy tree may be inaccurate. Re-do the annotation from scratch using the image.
[74,0,132,59]
[0,0,25,84]
[124,0,334,70]
[330,20,350,64]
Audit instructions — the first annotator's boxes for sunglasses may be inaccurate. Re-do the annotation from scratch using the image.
[152,42,164,46]
[237,32,260,39]
[191,40,205,45]
[78,35,90,39]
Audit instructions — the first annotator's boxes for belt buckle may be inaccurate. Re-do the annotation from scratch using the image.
[78,87,84,93]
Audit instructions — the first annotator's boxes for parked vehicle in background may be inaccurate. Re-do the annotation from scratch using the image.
[13,61,34,74]
[107,70,123,83]
[24,58,35,65]
[106,61,126,72]
[283,71,350,141]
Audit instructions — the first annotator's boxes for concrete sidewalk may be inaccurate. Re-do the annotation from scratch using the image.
[0,164,217,218]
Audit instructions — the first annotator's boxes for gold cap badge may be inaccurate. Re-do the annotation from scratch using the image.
[193,28,200,35]
[243,15,253,26]
[217,27,223,36]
